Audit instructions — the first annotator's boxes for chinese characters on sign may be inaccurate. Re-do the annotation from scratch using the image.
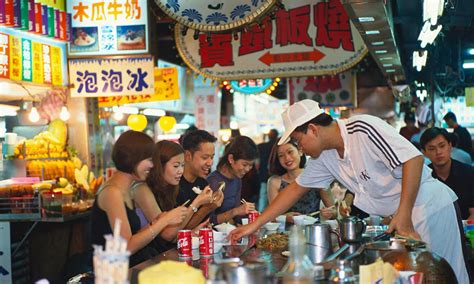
[289,71,356,108]
[195,91,220,137]
[0,27,68,86]
[98,67,180,107]
[69,56,154,98]
[175,0,367,80]
[230,78,273,94]
[67,0,148,56]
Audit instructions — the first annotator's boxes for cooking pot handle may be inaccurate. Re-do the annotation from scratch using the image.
[330,229,342,247]
[356,219,366,234]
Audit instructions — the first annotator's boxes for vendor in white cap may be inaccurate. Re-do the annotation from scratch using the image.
[228,99,469,283]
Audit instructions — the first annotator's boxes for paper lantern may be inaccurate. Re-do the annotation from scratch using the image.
[158,116,177,132]
[127,114,148,131]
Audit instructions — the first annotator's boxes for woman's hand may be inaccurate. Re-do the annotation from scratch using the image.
[161,206,188,226]
[320,206,336,219]
[194,186,213,207]
[234,202,255,216]
[212,190,224,208]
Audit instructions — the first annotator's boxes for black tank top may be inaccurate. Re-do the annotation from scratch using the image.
[90,186,156,267]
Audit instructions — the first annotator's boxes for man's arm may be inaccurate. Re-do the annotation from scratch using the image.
[386,155,423,239]
[228,182,311,241]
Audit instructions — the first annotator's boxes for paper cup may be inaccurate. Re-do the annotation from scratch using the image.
[241,218,249,225]
[276,215,286,231]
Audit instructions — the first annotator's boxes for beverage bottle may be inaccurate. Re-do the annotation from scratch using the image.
[282,226,315,284]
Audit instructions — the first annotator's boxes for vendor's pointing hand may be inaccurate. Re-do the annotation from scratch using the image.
[385,212,421,240]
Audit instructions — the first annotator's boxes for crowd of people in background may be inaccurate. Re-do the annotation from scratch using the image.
[86,105,472,282]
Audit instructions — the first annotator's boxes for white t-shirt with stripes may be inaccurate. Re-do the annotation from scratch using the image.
[296,114,457,217]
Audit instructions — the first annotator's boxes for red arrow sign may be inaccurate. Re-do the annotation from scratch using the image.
[259,49,326,66]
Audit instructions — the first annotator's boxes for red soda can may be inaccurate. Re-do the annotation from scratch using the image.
[199,228,214,257]
[177,229,192,258]
[248,211,260,223]
[199,257,211,278]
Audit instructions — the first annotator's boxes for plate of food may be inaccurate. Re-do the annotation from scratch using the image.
[256,232,288,251]
[74,31,96,47]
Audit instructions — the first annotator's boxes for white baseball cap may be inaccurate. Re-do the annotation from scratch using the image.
[278,99,324,145]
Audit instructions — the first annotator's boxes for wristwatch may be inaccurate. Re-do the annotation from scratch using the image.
[190,205,198,213]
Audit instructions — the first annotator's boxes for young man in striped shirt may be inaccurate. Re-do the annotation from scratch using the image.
[229,99,468,283]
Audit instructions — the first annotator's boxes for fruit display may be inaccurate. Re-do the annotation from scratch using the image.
[26,159,75,181]
[14,119,68,160]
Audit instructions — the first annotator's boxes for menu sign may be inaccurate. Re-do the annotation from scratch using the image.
[289,71,356,108]
[69,56,155,98]
[98,67,180,107]
[67,0,148,56]
[0,27,68,86]
[175,0,367,80]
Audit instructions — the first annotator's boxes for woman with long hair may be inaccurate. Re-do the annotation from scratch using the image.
[91,131,188,267]
[207,136,259,225]
[132,140,214,246]
[267,138,335,221]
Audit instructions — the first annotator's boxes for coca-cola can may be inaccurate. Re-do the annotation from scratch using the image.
[177,230,192,258]
[248,211,260,223]
[199,228,214,257]
[199,258,211,278]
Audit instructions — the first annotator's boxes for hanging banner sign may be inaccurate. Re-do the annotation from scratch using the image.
[155,0,277,32]
[98,67,180,106]
[0,27,68,86]
[175,0,367,80]
[67,0,148,56]
[230,78,273,94]
[289,71,356,108]
[69,56,155,98]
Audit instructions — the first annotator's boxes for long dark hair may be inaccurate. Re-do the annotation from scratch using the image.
[217,136,258,170]
[268,138,306,176]
[146,140,184,211]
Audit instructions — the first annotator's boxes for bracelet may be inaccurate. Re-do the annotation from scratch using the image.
[148,223,157,239]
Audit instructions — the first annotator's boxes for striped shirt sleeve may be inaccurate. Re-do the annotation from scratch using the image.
[346,115,422,171]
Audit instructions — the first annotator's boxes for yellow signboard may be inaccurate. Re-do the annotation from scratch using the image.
[98,67,180,107]
[466,87,474,107]
[9,36,22,81]
[50,46,62,86]
[32,42,44,84]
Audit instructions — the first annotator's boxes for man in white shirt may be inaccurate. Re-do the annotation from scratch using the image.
[229,99,468,283]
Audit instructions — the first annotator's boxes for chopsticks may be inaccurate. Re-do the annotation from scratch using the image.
[308,205,335,217]
[181,199,190,207]
[240,198,248,204]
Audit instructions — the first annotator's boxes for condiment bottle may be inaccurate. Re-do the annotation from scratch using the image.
[282,226,315,284]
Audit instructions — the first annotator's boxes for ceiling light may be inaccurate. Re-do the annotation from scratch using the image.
[371,41,385,46]
[468,48,474,55]
[174,123,190,130]
[383,63,393,67]
[143,109,166,117]
[462,60,474,69]
[416,89,428,101]
[118,106,139,114]
[230,121,239,130]
[418,21,442,48]
[386,69,396,73]
[29,106,40,122]
[375,50,388,54]
[59,106,70,121]
[423,0,444,26]
[413,50,428,71]
[379,57,393,60]
[365,30,380,35]
[358,17,375,22]
[113,111,124,121]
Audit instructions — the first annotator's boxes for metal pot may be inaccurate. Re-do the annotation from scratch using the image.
[338,216,366,243]
[305,223,340,247]
[307,243,332,264]
[213,260,268,284]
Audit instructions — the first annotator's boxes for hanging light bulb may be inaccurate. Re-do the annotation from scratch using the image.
[29,106,40,122]
[113,109,124,121]
[59,106,70,121]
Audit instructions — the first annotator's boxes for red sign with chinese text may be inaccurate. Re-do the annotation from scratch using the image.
[0,32,10,79]
[175,0,367,80]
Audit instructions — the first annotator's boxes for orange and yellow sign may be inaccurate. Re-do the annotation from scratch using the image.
[98,67,179,107]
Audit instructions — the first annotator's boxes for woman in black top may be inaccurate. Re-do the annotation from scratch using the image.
[91,130,187,266]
